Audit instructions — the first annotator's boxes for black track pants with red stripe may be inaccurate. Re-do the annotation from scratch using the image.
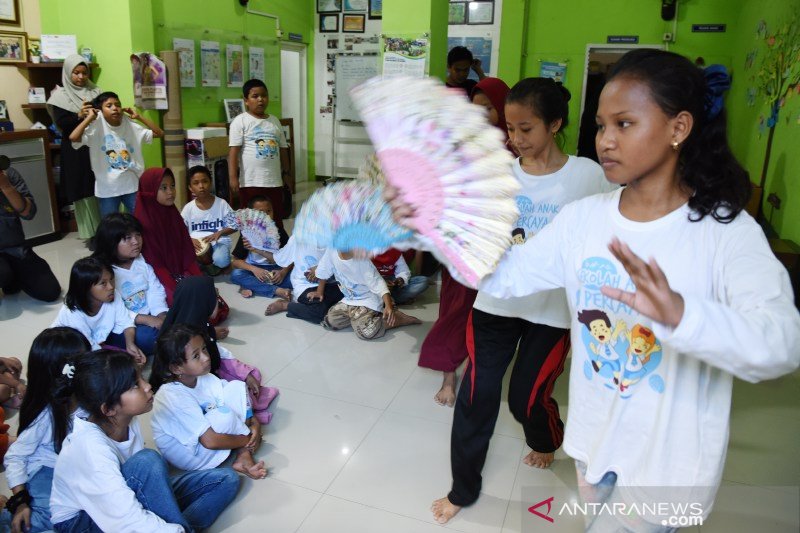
[448,308,570,507]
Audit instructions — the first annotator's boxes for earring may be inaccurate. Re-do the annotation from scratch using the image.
[671,140,679,150]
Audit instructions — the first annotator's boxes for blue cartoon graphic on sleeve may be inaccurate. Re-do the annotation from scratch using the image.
[101,134,135,171]
[251,125,279,160]
[575,257,664,398]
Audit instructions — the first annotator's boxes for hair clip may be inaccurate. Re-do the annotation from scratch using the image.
[62,363,76,380]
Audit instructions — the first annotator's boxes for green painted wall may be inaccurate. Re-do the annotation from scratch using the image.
[40,0,162,166]
[383,0,449,80]
[728,0,800,241]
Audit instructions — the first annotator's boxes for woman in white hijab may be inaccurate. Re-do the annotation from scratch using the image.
[46,54,102,239]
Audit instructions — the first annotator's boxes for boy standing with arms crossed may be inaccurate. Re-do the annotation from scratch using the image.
[228,79,290,228]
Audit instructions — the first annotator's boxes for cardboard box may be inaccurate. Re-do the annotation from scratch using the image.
[185,128,230,201]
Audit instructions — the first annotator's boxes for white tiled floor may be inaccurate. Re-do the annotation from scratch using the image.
[1,181,798,532]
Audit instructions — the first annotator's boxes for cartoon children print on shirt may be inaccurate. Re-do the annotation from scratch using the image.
[576,256,665,397]
[119,280,147,313]
[512,194,560,244]
[102,134,135,171]
[251,125,279,160]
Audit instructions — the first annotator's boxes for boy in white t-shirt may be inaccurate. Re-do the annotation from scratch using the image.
[70,91,163,217]
[181,166,236,275]
[227,79,289,228]
[314,249,421,340]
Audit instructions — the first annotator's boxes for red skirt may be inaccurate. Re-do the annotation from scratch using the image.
[417,269,478,372]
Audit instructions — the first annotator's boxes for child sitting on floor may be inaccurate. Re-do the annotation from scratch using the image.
[150,324,266,480]
[316,248,422,340]
[230,195,291,299]
[181,166,236,276]
[92,213,168,356]
[371,248,429,305]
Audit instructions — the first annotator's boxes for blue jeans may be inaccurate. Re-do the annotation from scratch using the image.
[105,324,159,356]
[54,449,190,532]
[26,466,55,532]
[230,264,292,297]
[211,241,231,269]
[170,467,239,531]
[98,192,136,218]
[391,275,429,304]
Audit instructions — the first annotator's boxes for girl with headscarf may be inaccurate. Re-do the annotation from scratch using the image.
[417,77,513,408]
[159,276,278,424]
[46,55,102,239]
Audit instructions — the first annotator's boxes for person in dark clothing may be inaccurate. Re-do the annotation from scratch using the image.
[445,46,485,96]
[0,165,61,302]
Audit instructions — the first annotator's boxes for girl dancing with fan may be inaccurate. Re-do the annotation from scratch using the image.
[390,50,800,530]
[418,77,514,408]
[430,77,614,524]
[230,195,292,300]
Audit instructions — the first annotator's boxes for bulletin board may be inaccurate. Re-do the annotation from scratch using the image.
[334,54,379,122]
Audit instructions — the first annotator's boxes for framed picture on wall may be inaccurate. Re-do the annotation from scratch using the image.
[0,0,20,26]
[344,0,367,12]
[223,99,245,123]
[448,2,467,25]
[0,30,27,64]
[368,0,382,19]
[320,14,339,33]
[342,14,366,33]
[467,1,495,25]
[317,0,342,13]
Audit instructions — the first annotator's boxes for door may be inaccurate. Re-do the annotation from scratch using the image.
[280,43,308,183]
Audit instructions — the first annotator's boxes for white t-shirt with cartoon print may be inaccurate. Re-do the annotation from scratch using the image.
[51,297,135,350]
[315,249,388,312]
[113,256,169,318]
[474,155,612,327]
[477,188,800,521]
[228,112,287,188]
[273,235,326,301]
[73,114,153,198]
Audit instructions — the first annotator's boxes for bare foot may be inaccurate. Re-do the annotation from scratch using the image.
[233,449,267,479]
[274,288,292,300]
[434,371,457,407]
[431,496,461,524]
[265,299,289,316]
[239,288,254,298]
[385,310,422,329]
[523,449,555,469]
[214,326,229,340]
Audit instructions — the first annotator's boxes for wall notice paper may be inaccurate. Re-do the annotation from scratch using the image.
[173,38,196,88]
[41,35,77,62]
[131,52,167,110]
[447,36,493,80]
[201,40,221,87]
[540,61,567,83]
[249,47,265,82]
[226,44,244,88]
[382,36,428,79]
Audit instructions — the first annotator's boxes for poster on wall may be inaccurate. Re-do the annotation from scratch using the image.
[201,40,221,87]
[447,36,492,80]
[130,52,167,110]
[249,47,265,82]
[540,61,567,83]
[382,36,428,79]
[226,44,244,87]
[172,38,196,88]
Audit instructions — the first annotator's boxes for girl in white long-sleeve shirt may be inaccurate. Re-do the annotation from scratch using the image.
[3,327,90,533]
[388,49,800,531]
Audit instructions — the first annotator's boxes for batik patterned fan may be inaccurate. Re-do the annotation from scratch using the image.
[350,76,520,287]
[294,179,413,254]
[224,208,280,251]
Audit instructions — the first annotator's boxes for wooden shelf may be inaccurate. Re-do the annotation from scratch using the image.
[21,103,48,109]
[19,61,98,69]
[49,143,61,150]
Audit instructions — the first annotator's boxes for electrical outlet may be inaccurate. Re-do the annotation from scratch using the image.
[767,193,781,210]
[663,32,674,42]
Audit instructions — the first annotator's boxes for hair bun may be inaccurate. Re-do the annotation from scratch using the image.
[555,82,572,103]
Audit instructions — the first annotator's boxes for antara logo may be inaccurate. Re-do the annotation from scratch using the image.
[528,496,555,523]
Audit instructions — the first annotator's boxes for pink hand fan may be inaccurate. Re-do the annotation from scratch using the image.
[224,208,280,251]
[350,76,520,287]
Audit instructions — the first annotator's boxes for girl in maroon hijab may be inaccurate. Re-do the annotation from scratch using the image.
[134,168,202,306]
[418,77,513,406]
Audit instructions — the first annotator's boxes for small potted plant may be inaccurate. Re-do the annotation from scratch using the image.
[29,41,41,63]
